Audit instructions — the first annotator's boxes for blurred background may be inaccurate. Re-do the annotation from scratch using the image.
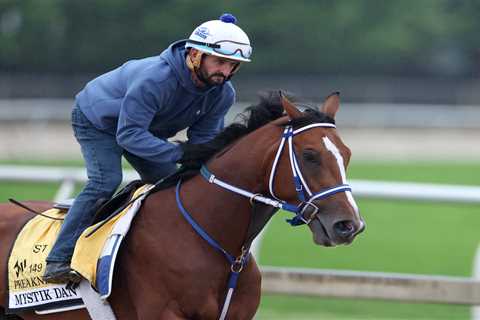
[1,0,480,160]
[1,1,480,319]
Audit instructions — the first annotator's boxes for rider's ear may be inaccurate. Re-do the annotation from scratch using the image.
[280,91,303,119]
[189,48,200,58]
[320,92,340,119]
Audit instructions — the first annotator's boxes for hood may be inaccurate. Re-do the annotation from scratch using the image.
[160,40,219,95]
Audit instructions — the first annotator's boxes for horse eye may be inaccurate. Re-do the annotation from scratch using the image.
[303,149,320,165]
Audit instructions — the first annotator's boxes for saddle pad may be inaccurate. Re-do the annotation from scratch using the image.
[7,209,83,312]
[71,184,153,298]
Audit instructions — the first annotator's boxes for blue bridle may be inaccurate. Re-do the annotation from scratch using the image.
[268,124,352,225]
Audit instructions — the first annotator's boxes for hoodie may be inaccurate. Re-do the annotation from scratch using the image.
[75,40,235,164]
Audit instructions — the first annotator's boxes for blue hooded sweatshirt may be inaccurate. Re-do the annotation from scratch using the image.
[75,40,235,164]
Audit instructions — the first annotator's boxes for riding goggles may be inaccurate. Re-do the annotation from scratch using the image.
[187,39,252,60]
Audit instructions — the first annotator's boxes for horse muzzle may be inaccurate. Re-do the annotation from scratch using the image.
[305,201,366,246]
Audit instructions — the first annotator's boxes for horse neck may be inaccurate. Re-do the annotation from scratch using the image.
[180,124,280,256]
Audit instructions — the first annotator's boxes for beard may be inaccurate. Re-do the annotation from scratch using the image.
[197,67,227,86]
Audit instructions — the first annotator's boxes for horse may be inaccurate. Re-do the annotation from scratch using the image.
[0,91,365,319]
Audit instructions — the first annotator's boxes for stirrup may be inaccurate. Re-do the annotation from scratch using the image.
[43,269,82,284]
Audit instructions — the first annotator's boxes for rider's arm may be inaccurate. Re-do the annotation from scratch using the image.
[116,77,183,164]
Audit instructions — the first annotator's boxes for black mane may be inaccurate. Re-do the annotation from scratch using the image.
[159,90,335,186]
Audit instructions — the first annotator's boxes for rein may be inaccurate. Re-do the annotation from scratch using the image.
[175,181,250,320]
[8,198,64,221]
[175,122,352,320]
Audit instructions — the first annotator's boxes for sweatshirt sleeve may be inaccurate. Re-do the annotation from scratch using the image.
[116,76,183,164]
[186,86,235,144]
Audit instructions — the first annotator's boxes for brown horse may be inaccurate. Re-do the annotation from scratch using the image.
[0,91,364,319]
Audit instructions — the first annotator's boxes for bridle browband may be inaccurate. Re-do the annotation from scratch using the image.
[200,122,352,226]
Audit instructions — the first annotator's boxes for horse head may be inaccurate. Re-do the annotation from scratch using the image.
[179,90,365,248]
[263,92,365,247]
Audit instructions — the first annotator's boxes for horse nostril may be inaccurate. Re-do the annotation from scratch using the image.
[333,220,356,238]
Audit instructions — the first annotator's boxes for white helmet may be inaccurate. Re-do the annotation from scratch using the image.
[185,13,252,62]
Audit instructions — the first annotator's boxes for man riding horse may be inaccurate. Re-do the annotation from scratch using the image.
[43,13,253,284]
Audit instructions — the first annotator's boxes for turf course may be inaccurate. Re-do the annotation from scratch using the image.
[0,161,479,319]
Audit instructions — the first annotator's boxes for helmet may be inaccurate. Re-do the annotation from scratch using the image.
[185,13,252,63]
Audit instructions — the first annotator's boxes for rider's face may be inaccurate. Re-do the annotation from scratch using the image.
[199,54,240,85]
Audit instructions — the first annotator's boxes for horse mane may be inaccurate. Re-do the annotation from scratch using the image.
[158,90,335,187]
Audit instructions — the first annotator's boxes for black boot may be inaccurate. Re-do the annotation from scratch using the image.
[43,261,81,284]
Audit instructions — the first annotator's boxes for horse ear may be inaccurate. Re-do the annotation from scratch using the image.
[280,91,303,119]
[320,92,340,119]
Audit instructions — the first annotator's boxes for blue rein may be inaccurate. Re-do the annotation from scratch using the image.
[175,180,240,265]
[175,179,249,320]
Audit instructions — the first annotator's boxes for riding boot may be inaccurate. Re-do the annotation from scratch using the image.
[43,261,82,284]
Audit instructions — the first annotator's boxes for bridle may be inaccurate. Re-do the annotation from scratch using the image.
[201,122,352,226]
[175,121,354,320]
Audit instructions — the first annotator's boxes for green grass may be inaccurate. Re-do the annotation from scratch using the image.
[348,161,480,186]
[258,296,469,320]
[0,181,60,202]
[256,161,480,319]
[260,200,479,275]
[1,160,479,319]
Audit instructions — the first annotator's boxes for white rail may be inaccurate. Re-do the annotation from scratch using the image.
[260,266,480,305]
[1,165,479,203]
[0,165,139,202]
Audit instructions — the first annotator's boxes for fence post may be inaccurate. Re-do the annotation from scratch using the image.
[472,244,480,320]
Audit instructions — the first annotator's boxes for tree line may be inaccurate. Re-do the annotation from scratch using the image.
[0,0,479,77]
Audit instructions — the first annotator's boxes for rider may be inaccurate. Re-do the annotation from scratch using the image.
[43,13,253,283]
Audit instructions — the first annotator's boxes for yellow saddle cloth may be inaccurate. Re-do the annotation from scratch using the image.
[7,184,152,311]
[72,184,153,297]
[7,209,82,311]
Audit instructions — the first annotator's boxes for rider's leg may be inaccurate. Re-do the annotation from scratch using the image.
[44,106,123,283]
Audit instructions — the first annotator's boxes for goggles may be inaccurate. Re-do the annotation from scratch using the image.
[187,39,252,60]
